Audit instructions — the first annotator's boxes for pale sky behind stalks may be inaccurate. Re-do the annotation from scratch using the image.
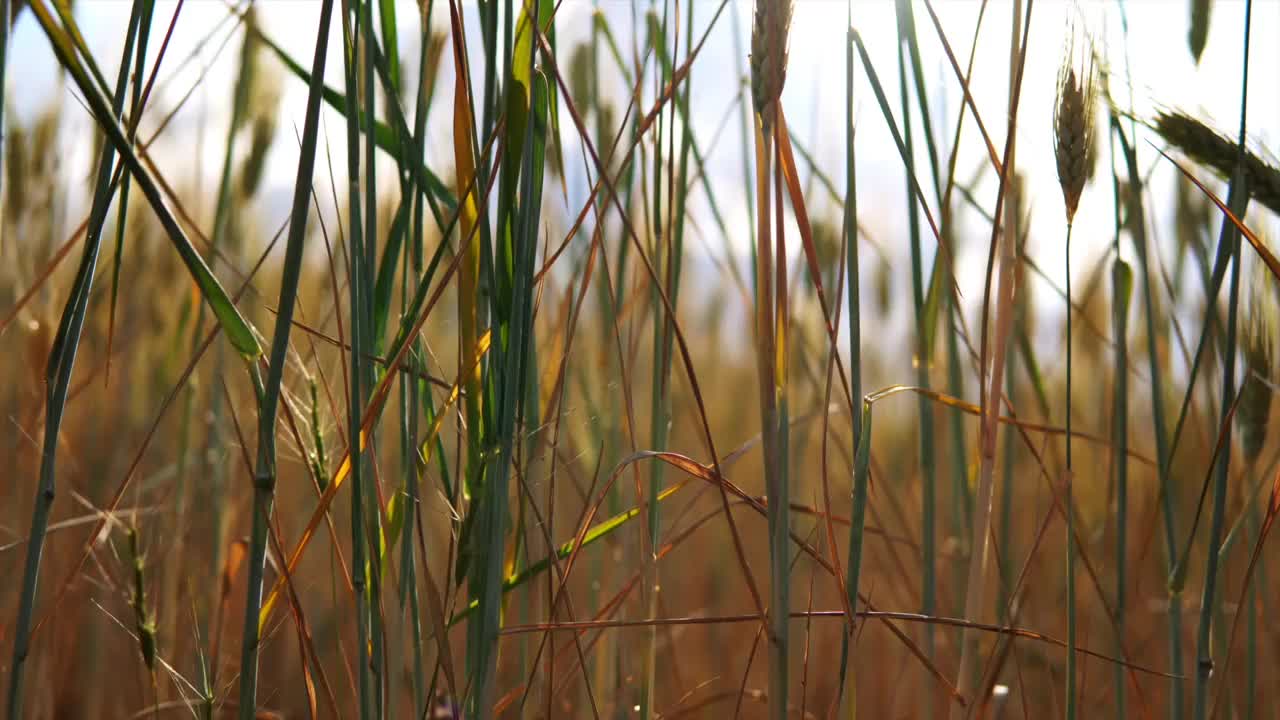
[7,0,1278,371]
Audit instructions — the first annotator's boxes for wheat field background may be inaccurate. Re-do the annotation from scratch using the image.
[1,0,1279,718]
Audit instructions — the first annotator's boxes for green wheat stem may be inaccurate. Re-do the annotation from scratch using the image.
[1112,257,1133,719]
[8,5,142,715]
[236,2,332,716]
[893,23,937,691]
[1194,4,1253,717]
[1192,185,1244,720]
[641,3,672,715]
[837,4,862,713]
[360,3,386,716]
[1111,119,1182,720]
[1065,221,1077,720]
[339,3,374,717]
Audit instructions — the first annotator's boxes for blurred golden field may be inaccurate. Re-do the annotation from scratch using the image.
[2,0,1279,718]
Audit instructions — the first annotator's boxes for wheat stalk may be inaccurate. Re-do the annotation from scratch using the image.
[1052,24,1097,720]
[750,3,793,718]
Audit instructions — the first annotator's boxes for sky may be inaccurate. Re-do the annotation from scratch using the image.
[7,0,1279,366]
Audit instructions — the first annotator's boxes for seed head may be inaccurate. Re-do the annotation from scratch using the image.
[1053,30,1098,225]
[233,6,262,135]
[1189,0,1212,63]
[750,0,794,130]
[1154,111,1280,218]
